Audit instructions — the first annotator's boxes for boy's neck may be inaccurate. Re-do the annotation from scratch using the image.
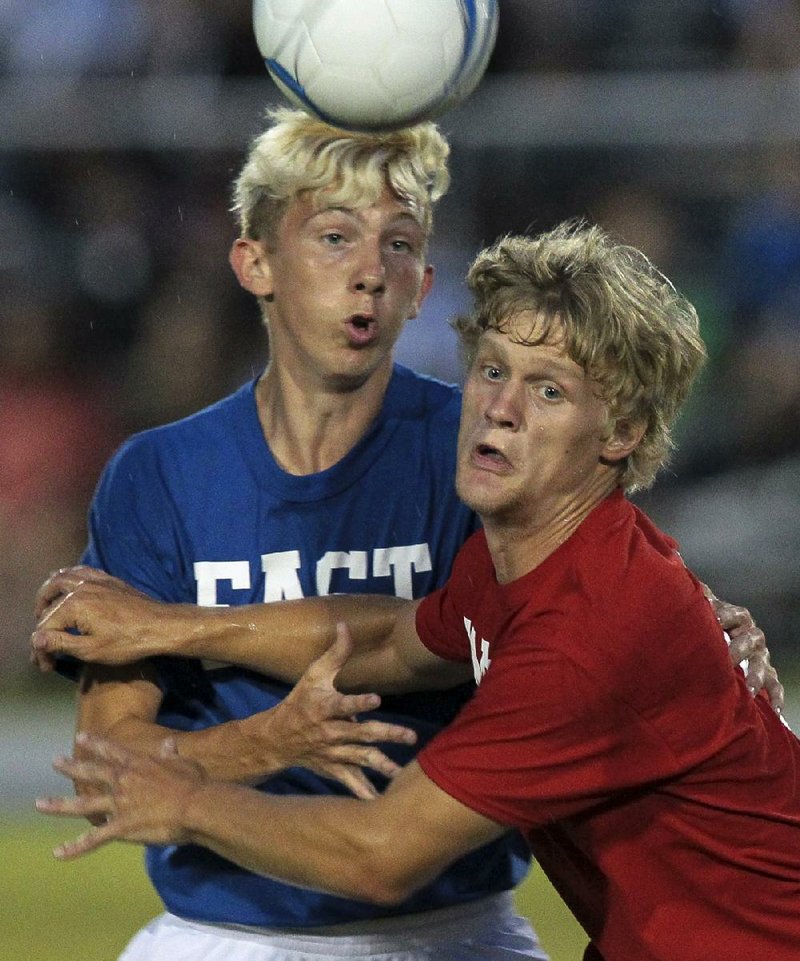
[483,478,620,585]
[255,362,392,475]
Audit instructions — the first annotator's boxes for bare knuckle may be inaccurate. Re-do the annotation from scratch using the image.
[318,722,339,744]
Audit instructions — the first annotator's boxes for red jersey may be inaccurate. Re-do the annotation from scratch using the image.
[416,490,800,961]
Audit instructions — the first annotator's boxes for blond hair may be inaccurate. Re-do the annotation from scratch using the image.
[231,107,450,245]
[455,221,707,491]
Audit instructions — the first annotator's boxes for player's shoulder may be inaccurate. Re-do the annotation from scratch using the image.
[112,381,254,467]
[388,364,462,424]
[572,499,683,609]
[573,493,681,578]
[567,494,712,656]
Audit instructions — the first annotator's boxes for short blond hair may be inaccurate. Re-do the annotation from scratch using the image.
[231,107,450,245]
[455,221,707,491]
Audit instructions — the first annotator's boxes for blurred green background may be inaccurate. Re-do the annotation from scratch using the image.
[3,815,587,961]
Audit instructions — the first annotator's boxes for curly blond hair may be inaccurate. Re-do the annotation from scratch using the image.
[454,221,707,491]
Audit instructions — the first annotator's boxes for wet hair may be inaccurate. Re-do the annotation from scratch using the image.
[455,220,707,491]
[231,107,450,246]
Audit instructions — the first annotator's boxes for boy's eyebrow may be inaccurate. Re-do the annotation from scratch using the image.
[307,204,425,230]
[478,332,587,380]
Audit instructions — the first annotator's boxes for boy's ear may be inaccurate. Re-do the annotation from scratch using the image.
[602,418,646,464]
[407,264,435,320]
[229,238,274,298]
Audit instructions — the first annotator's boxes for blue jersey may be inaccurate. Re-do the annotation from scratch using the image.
[82,364,531,927]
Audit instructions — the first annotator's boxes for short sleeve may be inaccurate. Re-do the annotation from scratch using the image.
[415,582,471,663]
[418,628,680,832]
[82,436,189,600]
[415,530,492,663]
[60,435,205,698]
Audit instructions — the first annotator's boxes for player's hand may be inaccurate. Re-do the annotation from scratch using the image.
[242,623,417,800]
[36,734,204,859]
[31,566,176,671]
[704,585,784,713]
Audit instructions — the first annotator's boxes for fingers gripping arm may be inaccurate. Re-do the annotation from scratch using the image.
[38,737,506,907]
[33,566,465,693]
[703,584,785,713]
[76,663,293,785]
[77,634,419,798]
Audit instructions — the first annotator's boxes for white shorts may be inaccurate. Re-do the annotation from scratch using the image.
[118,892,549,961]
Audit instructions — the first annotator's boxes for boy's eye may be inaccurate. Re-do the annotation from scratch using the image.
[541,385,562,400]
[323,232,344,244]
[482,365,502,380]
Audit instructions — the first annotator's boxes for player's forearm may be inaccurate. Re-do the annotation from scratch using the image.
[172,594,412,685]
[42,739,500,902]
[35,580,415,688]
[181,785,431,905]
[106,715,288,783]
[132,593,443,695]
[77,663,284,783]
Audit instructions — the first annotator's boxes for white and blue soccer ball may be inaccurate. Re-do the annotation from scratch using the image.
[253,0,499,131]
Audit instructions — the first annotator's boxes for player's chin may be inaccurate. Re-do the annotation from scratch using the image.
[455,469,509,517]
[331,348,393,390]
[325,366,377,395]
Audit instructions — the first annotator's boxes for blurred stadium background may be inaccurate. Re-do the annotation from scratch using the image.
[3,1,799,958]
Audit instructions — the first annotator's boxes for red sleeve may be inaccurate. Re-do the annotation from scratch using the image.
[417,621,683,832]
[415,583,471,663]
[415,530,489,663]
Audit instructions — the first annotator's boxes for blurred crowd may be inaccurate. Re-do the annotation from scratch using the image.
[2,0,800,682]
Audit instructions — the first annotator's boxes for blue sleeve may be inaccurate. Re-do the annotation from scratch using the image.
[60,435,207,700]
[82,435,189,600]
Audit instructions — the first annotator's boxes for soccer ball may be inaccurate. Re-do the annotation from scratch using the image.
[253,0,499,131]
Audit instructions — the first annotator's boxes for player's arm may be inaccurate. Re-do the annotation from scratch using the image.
[32,566,467,694]
[76,662,314,786]
[74,633,420,801]
[70,664,273,807]
[38,734,505,906]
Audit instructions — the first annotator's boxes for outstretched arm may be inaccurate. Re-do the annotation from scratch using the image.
[75,628,418,800]
[38,630,505,906]
[39,738,503,905]
[32,565,781,708]
[32,566,468,694]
